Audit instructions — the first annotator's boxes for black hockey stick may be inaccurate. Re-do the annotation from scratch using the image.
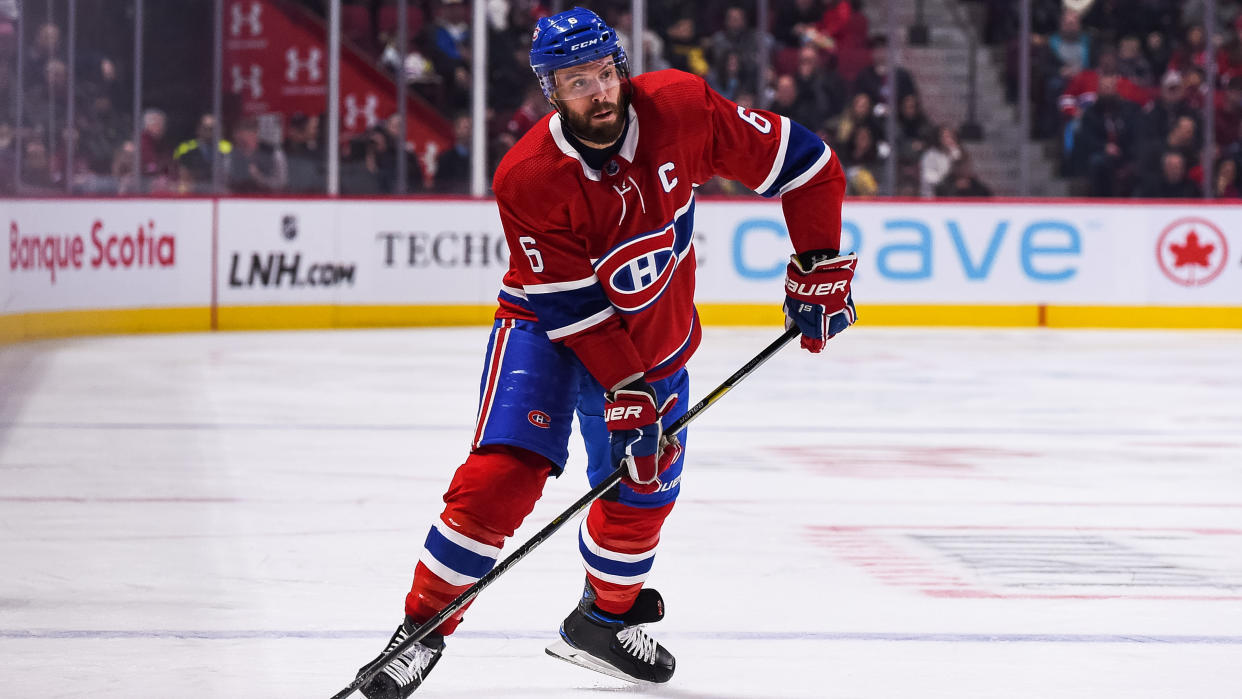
[331,326,800,699]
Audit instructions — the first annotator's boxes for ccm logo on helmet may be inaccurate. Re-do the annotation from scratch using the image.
[570,38,600,50]
[605,405,644,421]
[787,279,849,296]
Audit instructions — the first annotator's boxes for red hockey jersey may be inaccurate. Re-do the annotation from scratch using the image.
[491,69,846,391]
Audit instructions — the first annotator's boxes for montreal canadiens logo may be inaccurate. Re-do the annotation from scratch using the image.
[528,410,551,429]
[1156,217,1229,287]
[595,226,679,312]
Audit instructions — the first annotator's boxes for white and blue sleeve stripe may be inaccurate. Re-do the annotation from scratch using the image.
[525,277,615,341]
[756,118,833,198]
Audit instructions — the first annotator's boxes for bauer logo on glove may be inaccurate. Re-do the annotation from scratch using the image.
[782,251,858,353]
[604,380,681,494]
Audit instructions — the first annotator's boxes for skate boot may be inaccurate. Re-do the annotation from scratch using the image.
[545,585,675,683]
[356,616,445,698]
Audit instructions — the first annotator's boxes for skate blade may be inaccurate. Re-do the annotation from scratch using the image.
[544,638,651,685]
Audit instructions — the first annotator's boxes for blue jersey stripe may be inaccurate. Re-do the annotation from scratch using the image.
[423,526,497,580]
[498,287,533,314]
[760,121,828,198]
[526,283,614,338]
[649,311,698,376]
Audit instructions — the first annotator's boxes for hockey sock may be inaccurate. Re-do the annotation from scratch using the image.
[579,499,675,615]
[405,446,551,634]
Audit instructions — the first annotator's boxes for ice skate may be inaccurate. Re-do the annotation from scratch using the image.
[356,617,445,698]
[545,586,675,684]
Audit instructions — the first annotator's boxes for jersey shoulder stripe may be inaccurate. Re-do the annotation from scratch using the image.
[758,118,830,198]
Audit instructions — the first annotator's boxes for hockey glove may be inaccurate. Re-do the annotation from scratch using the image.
[604,379,682,495]
[783,251,858,353]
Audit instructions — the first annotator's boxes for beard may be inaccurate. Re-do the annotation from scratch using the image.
[562,94,628,146]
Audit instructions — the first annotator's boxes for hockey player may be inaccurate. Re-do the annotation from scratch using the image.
[354,7,855,697]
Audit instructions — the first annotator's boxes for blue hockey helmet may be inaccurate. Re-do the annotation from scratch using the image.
[529,7,629,100]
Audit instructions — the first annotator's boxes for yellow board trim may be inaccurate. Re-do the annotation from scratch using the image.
[3,303,1241,345]
[0,307,211,344]
[1045,305,1242,329]
[216,304,497,330]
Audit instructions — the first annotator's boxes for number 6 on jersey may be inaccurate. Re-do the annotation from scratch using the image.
[519,236,544,273]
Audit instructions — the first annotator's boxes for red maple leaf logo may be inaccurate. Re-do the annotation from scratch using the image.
[1169,230,1214,268]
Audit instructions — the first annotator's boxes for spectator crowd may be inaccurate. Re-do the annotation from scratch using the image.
[14,0,1242,199]
[988,0,1242,197]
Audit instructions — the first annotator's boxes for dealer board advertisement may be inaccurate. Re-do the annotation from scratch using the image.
[693,200,1241,306]
[7,197,1239,335]
[215,199,509,307]
[4,199,214,314]
[217,197,1239,308]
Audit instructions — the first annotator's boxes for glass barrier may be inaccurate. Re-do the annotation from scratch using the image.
[2,0,1229,200]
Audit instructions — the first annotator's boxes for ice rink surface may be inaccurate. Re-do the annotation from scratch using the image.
[2,326,1241,698]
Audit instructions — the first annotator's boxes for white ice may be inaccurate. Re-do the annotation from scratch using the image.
[2,326,1241,698]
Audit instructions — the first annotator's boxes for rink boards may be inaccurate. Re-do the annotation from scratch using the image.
[3,196,1241,342]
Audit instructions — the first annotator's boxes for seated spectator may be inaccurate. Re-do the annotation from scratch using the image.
[1216,76,1242,150]
[1168,24,1211,75]
[1058,48,1152,121]
[1144,29,1173,78]
[828,92,884,155]
[434,112,471,194]
[813,0,861,52]
[934,158,993,197]
[361,114,421,194]
[24,58,69,147]
[1134,149,1199,198]
[614,7,670,74]
[707,50,757,103]
[1078,75,1142,196]
[23,22,60,86]
[0,121,12,193]
[895,93,936,166]
[1217,16,1242,85]
[769,74,821,134]
[920,126,963,197]
[852,35,916,107]
[1137,70,1197,145]
[1117,35,1155,87]
[283,111,324,193]
[842,124,885,195]
[1214,157,1238,198]
[707,6,770,99]
[1137,111,1202,193]
[431,0,469,65]
[1060,48,1155,175]
[228,116,287,193]
[773,0,828,50]
[76,91,126,177]
[663,16,710,77]
[790,46,848,124]
[502,85,550,141]
[1050,8,1091,80]
[110,140,140,195]
[140,108,174,185]
[174,113,232,191]
[20,139,56,191]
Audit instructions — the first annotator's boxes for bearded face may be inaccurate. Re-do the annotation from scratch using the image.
[552,58,629,146]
